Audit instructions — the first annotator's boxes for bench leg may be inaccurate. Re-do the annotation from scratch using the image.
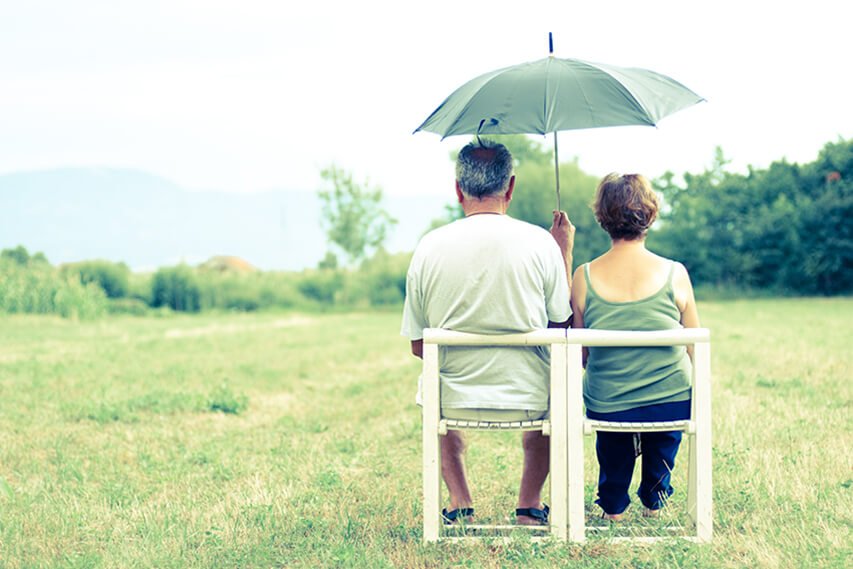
[688,341,713,543]
[567,344,586,543]
[423,343,441,543]
[549,342,568,540]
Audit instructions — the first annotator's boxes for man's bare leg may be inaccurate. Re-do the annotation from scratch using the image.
[517,430,550,525]
[441,430,473,515]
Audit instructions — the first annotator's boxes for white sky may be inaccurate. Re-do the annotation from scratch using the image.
[1,0,851,197]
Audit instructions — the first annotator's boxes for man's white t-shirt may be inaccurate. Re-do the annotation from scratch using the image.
[400,214,571,411]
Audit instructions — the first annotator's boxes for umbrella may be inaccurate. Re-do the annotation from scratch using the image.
[414,33,704,209]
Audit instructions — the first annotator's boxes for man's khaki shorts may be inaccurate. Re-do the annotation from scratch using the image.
[441,408,548,422]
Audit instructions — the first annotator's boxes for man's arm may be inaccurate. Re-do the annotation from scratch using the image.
[548,210,575,328]
[549,210,575,294]
[411,339,423,359]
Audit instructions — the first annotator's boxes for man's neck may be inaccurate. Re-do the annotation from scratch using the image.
[462,196,507,216]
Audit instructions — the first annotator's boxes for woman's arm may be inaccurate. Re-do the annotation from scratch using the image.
[570,265,589,366]
[673,262,700,359]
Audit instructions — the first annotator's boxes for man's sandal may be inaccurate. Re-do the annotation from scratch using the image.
[515,504,549,525]
[442,507,474,525]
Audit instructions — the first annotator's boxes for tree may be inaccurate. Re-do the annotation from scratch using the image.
[318,166,397,266]
[62,260,130,298]
[151,265,201,312]
[653,139,853,294]
[0,245,50,266]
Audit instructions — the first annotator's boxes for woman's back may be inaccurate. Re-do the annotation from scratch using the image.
[581,253,692,414]
[586,248,673,303]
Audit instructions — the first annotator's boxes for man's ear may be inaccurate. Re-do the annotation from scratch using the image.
[505,175,516,202]
[455,182,465,204]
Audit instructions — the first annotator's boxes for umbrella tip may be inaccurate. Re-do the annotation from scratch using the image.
[548,32,553,55]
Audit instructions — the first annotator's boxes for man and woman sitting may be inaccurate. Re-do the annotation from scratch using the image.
[402,140,700,524]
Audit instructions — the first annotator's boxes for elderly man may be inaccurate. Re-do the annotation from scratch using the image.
[401,140,574,525]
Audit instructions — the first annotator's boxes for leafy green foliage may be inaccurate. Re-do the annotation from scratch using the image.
[340,250,410,306]
[151,265,201,312]
[653,139,853,294]
[318,165,397,266]
[0,244,50,266]
[297,269,345,304]
[62,260,130,298]
[0,248,106,318]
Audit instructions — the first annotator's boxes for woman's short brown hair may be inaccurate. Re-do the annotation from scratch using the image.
[593,173,659,240]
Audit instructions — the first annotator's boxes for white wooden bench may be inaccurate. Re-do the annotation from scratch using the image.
[421,327,712,544]
[565,328,713,543]
[421,328,568,542]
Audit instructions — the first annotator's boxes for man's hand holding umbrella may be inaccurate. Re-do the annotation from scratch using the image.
[550,210,575,278]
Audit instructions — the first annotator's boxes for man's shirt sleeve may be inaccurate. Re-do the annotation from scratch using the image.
[544,241,572,323]
[400,261,427,340]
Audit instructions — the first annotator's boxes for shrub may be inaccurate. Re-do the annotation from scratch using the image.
[151,265,201,312]
[62,260,130,299]
[296,270,344,305]
[343,250,409,306]
[0,258,106,318]
[127,273,153,305]
[0,245,50,267]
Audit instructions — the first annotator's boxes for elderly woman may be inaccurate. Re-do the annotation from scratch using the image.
[570,173,701,520]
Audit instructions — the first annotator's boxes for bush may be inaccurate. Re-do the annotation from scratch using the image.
[194,271,303,312]
[343,250,409,306]
[653,140,853,295]
[296,270,345,305]
[62,260,130,299]
[0,245,50,267]
[0,258,106,318]
[151,265,201,312]
[127,272,153,305]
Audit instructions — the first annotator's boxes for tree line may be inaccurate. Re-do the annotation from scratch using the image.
[2,136,849,317]
[406,135,851,296]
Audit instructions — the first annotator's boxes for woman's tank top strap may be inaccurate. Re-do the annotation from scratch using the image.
[582,262,599,301]
[666,260,676,284]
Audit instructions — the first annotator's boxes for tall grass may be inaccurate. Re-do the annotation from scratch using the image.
[0,299,850,567]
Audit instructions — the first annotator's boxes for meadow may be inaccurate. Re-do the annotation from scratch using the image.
[0,298,850,568]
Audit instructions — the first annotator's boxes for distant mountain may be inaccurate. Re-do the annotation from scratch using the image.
[0,168,448,271]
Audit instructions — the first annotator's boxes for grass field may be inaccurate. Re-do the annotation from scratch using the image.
[0,299,851,568]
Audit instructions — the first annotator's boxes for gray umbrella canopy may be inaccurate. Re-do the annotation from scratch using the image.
[415,56,704,137]
[415,55,704,208]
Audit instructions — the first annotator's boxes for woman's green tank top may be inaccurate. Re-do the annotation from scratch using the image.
[582,261,692,413]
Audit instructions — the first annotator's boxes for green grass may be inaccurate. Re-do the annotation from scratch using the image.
[0,300,851,567]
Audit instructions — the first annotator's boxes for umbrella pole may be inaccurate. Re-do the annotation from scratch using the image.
[553,131,561,211]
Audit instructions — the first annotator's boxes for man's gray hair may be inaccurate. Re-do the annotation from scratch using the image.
[455,140,513,199]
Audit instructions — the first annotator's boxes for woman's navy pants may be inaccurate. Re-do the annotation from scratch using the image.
[587,400,691,515]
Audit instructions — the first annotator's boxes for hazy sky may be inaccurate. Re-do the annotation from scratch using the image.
[1,0,851,198]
